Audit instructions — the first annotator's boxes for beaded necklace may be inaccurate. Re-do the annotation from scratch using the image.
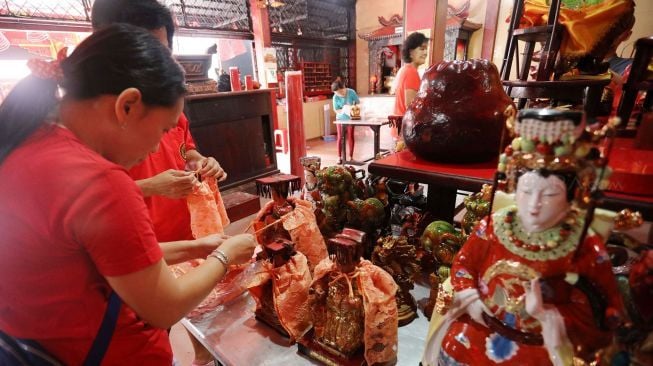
[493,206,583,261]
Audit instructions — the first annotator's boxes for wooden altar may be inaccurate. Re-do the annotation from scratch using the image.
[185,89,280,190]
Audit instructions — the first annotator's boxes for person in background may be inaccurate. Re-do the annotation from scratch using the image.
[92,1,229,364]
[92,0,227,246]
[0,24,257,365]
[331,80,360,164]
[392,32,428,141]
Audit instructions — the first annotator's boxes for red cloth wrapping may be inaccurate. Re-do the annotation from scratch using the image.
[254,197,328,272]
[312,258,399,365]
[248,252,313,341]
[173,177,235,317]
[187,177,230,238]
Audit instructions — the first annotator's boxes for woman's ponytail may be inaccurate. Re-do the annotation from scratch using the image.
[0,75,59,164]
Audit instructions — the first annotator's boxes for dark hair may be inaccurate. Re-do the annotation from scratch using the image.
[0,24,186,164]
[402,32,428,63]
[331,80,344,92]
[92,0,175,48]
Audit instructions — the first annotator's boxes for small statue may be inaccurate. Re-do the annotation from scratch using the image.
[365,175,390,206]
[350,102,361,120]
[248,238,312,341]
[314,166,385,239]
[420,220,463,318]
[372,235,421,325]
[254,174,327,271]
[344,165,367,199]
[299,156,321,203]
[302,229,398,365]
[390,205,432,245]
[422,110,625,366]
[461,184,492,238]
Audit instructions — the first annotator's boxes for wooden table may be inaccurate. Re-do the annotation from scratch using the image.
[182,284,431,366]
[368,150,497,221]
[368,148,653,224]
[334,117,389,165]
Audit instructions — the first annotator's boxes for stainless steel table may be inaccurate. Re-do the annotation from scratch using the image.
[334,117,390,166]
[182,283,431,365]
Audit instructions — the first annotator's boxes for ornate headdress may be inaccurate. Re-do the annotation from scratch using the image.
[496,109,618,208]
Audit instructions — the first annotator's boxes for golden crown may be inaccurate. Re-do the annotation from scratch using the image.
[496,109,619,207]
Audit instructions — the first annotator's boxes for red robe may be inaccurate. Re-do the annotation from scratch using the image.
[424,207,623,365]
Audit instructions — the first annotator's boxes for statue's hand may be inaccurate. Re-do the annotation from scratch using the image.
[467,297,491,326]
[525,278,544,318]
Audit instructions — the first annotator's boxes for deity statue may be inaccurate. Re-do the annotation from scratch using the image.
[372,235,421,325]
[420,220,463,319]
[314,166,385,240]
[299,156,321,203]
[247,238,312,341]
[302,228,398,365]
[461,184,493,238]
[349,102,361,120]
[422,109,624,366]
[253,174,327,271]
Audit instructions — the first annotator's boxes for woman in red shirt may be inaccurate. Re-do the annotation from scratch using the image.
[393,32,429,140]
[0,24,256,365]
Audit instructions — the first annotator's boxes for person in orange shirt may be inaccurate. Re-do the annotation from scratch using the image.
[392,32,429,140]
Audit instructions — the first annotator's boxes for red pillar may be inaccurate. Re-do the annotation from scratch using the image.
[285,71,306,180]
[249,0,271,87]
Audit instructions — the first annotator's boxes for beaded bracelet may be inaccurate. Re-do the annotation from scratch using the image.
[208,248,229,267]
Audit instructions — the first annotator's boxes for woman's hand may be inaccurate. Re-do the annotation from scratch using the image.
[195,156,227,181]
[218,234,257,265]
[195,233,230,257]
[137,169,198,198]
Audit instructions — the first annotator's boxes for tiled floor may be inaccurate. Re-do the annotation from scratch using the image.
[275,123,398,174]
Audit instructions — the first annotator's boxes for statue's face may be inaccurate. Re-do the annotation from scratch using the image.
[515,171,570,233]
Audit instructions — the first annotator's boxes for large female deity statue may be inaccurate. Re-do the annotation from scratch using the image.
[422,109,624,366]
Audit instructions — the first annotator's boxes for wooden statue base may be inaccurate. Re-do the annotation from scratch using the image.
[297,330,366,366]
[254,312,289,339]
[253,281,290,338]
[397,303,417,326]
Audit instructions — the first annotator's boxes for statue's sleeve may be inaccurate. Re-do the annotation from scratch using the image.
[450,218,492,292]
[555,234,625,358]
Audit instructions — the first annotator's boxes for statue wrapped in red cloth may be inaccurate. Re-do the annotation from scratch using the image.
[301,229,399,366]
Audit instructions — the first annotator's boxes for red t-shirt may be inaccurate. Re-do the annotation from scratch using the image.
[128,113,197,242]
[0,126,172,365]
[393,63,421,115]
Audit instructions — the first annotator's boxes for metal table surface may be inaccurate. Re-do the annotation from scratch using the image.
[182,283,431,366]
[334,117,390,165]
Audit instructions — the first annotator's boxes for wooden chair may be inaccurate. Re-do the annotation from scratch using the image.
[503,79,610,118]
[500,0,610,118]
[500,0,564,82]
[617,36,653,127]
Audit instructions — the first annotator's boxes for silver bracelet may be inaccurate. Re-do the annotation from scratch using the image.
[208,249,229,267]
